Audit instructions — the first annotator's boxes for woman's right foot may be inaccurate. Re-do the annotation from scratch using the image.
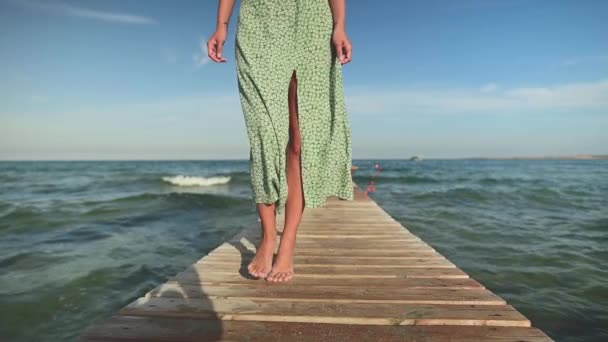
[247,233,276,278]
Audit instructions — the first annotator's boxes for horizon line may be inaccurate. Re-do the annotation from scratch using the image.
[1,154,607,162]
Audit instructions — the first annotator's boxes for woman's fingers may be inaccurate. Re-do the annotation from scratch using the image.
[343,39,352,64]
[207,39,218,62]
[207,36,228,63]
[334,38,352,65]
[336,41,345,64]
[216,39,225,61]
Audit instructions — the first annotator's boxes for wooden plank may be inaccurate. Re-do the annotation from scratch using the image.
[294,226,412,232]
[169,274,484,289]
[302,214,400,218]
[231,238,433,248]
[294,238,422,244]
[210,244,439,256]
[292,242,431,249]
[293,230,410,235]
[208,250,445,260]
[227,240,437,253]
[295,230,415,235]
[294,234,417,239]
[83,316,553,342]
[297,219,400,224]
[187,264,467,278]
[197,256,456,268]
[119,297,531,327]
[203,254,447,264]
[295,221,408,226]
[144,282,505,305]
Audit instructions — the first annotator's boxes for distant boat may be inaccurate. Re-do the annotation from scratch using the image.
[410,155,423,161]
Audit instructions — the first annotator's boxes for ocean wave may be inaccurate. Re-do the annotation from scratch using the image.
[162,175,231,187]
[0,206,73,234]
[0,251,70,270]
[412,187,491,203]
[80,192,250,214]
[477,177,538,185]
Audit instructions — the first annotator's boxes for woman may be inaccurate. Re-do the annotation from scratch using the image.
[207,0,354,283]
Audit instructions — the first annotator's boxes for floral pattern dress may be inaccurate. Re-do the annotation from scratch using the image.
[235,0,354,214]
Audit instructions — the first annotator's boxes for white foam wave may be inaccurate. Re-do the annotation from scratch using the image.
[162,175,231,187]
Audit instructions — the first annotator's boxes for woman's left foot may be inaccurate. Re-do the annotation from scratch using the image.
[266,252,294,282]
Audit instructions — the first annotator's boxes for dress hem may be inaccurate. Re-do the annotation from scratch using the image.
[251,185,355,215]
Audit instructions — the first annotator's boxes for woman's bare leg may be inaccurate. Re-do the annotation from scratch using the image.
[267,70,304,282]
[247,203,277,278]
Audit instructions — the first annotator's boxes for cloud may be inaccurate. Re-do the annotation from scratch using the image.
[345,79,608,115]
[193,35,211,69]
[558,55,608,67]
[479,82,498,93]
[12,0,157,24]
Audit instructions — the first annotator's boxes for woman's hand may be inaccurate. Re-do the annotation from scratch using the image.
[332,27,352,64]
[207,28,228,63]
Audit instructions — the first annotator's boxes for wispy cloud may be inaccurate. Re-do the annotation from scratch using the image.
[345,79,608,115]
[479,82,498,93]
[193,35,211,69]
[12,0,157,24]
[558,55,608,67]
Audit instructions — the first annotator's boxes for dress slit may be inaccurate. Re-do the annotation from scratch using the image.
[287,68,306,209]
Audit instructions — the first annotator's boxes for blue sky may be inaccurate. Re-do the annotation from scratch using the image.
[1,0,607,160]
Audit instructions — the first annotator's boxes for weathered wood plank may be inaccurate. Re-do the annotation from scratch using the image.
[295,222,408,228]
[83,316,553,342]
[293,234,418,240]
[186,264,468,278]
[144,282,505,305]
[293,230,410,235]
[199,254,454,268]
[231,238,434,249]
[169,274,484,289]
[208,250,445,261]
[203,254,447,264]
[119,297,530,327]
[216,243,438,255]
[211,242,438,255]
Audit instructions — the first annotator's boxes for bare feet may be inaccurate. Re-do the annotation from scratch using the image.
[247,232,276,278]
[266,255,294,282]
[266,244,295,282]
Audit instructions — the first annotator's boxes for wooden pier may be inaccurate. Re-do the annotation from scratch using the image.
[83,184,552,341]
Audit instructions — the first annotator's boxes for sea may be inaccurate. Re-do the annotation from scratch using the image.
[0,159,606,341]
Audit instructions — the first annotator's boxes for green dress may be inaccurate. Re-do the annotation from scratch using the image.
[235,0,354,214]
